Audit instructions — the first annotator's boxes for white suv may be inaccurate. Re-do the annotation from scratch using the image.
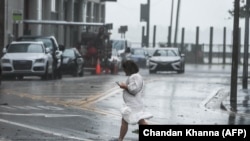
[1,41,54,80]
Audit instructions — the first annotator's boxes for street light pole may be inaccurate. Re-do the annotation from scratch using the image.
[168,0,174,46]
[174,0,181,46]
[146,0,150,47]
[0,0,4,55]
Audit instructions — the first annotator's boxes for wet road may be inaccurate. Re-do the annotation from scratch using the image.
[0,64,250,141]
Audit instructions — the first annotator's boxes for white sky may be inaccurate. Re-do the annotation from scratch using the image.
[105,0,244,45]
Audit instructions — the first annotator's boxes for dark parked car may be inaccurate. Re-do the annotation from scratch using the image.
[148,47,185,74]
[127,47,147,68]
[0,66,1,85]
[61,48,84,77]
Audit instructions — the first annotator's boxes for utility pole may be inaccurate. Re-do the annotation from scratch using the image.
[174,0,181,46]
[243,0,250,89]
[0,0,4,56]
[140,0,150,47]
[230,0,240,111]
[168,0,174,47]
[146,0,150,47]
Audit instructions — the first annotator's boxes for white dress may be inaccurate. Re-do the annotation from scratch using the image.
[120,73,153,124]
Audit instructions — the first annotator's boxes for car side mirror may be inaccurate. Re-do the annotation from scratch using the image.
[2,48,7,54]
[125,47,130,53]
[55,50,62,56]
[181,54,185,57]
[45,48,51,53]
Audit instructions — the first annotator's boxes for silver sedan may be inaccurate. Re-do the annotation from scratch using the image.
[148,47,185,74]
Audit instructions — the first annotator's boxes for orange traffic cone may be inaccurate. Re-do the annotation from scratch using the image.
[96,58,101,75]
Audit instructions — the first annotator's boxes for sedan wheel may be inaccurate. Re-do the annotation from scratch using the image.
[79,66,84,77]
[72,65,79,77]
[149,70,156,74]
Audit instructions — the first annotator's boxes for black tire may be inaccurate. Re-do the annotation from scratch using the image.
[79,66,84,77]
[56,67,62,79]
[149,70,156,74]
[49,67,55,80]
[41,64,49,80]
[177,64,185,74]
[110,65,114,74]
[72,64,79,77]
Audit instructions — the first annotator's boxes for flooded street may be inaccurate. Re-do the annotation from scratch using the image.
[0,64,249,141]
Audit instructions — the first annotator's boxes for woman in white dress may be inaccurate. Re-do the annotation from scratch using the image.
[116,60,153,141]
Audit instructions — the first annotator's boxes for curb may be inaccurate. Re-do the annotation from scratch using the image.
[220,89,250,117]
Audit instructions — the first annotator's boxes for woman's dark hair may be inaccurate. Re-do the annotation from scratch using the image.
[122,60,139,75]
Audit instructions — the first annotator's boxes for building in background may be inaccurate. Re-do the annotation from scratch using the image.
[0,0,107,56]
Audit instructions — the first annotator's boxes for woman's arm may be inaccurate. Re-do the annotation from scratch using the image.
[119,82,128,90]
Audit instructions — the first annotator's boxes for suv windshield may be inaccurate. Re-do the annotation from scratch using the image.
[8,44,44,53]
[18,37,54,51]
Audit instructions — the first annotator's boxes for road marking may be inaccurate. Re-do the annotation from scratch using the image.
[36,105,64,110]
[0,112,83,117]
[43,95,86,98]
[0,105,15,110]
[0,105,64,111]
[0,118,93,141]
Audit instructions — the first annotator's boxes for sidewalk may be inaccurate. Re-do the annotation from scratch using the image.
[221,89,250,116]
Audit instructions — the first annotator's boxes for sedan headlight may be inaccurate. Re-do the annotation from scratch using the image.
[35,58,45,63]
[172,60,181,65]
[69,59,75,64]
[149,60,157,65]
[1,59,10,63]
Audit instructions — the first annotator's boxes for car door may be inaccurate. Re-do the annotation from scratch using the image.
[75,49,84,68]
[44,47,54,73]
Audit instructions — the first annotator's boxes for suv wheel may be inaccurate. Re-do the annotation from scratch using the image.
[41,64,49,80]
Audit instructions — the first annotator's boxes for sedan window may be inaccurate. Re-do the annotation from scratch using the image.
[37,39,53,51]
[154,50,178,57]
[63,49,75,57]
[132,49,145,55]
[167,50,178,56]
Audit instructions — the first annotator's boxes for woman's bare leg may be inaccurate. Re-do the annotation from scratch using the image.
[118,118,128,141]
[138,119,148,125]
[131,119,148,134]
